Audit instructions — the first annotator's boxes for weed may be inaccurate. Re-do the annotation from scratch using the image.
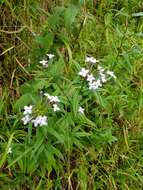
[1,0,143,189]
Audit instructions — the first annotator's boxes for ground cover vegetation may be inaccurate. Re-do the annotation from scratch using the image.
[1,0,143,189]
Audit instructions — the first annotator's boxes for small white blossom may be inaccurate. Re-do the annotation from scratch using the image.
[87,74,95,83]
[101,74,107,83]
[98,66,107,83]
[88,82,98,90]
[47,53,55,59]
[8,147,12,154]
[96,79,102,87]
[44,93,51,99]
[78,106,84,114]
[78,68,89,77]
[44,93,60,103]
[99,72,107,83]
[53,104,60,112]
[22,115,32,125]
[88,79,102,90]
[32,116,48,127]
[49,96,60,103]
[23,105,33,115]
[85,56,99,64]
[39,59,48,67]
[107,70,116,79]
[98,66,105,73]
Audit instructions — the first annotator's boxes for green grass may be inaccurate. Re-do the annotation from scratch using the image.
[1,0,143,189]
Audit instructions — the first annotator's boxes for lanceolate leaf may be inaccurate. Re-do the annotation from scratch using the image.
[132,12,143,17]
[13,94,32,112]
[64,4,79,31]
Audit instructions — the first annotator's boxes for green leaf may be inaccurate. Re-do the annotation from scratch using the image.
[73,138,84,149]
[20,82,34,94]
[13,93,39,112]
[0,133,14,168]
[72,91,80,116]
[74,131,91,138]
[0,0,6,4]
[32,80,46,92]
[13,94,32,111]
[35,32,54,52]
[78,166,88,190]
[93,91,106,108]
[7,147,33,168]
[64,4,79,31]
[79,115,96,128]
[48,6,65,29]
[48,58,65,78]
[21,79,50,94]
[47,127,64,144]
[132,12,143,17]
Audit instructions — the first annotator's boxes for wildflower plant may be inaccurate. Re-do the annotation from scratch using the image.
[12,46,118,188]
[1,1,143,189]
[5,3,119,188]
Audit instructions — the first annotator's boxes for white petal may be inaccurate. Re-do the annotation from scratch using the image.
[107,70,116,79]
[85,56,99,64]
[47,54,55,59]
[78,106,84,114]
[53,104,60,112]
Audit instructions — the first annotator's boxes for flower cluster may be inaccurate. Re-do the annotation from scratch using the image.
[32,115,48,127]
[44,93,60,112]
[78,57,116,90]
[21,55,116,128]
[39,53,55,68]
[22,105,48,127]
[22,105,33,125]
[85,56,99,64]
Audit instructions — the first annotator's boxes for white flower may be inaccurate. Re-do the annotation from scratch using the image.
[44,93,60,103]
[107,70,116,79]
[44,93,51,99]
[88,79,102,90]
[49,96,60,103]
[85,56,99,64]
[99,71,107,83]
[78,106,84,114]
[100,74,107,83]
[23,105,33,115]
[87,74,95,83]
[39,59,48,67]
[53,104,60,112]
[22,115,32,125]
[8,147,12,154]
[98,65,105,73]
[78,68,89,77]
[98,66,107,83]
[32,115,48,127]
[88,81,98,90]
[96,79,102,87]
[47,53,55,59]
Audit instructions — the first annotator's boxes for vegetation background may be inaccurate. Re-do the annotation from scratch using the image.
[0,0,143,189]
